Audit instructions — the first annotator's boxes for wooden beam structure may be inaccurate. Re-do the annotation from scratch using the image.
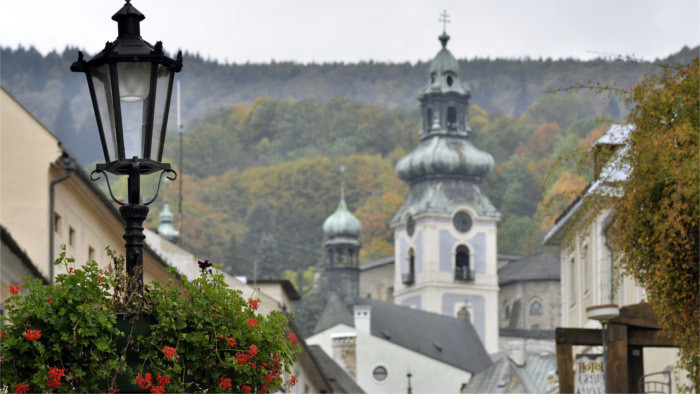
[555,303,678,394]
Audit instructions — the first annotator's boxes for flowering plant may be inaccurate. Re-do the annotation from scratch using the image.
[1,249,300,393]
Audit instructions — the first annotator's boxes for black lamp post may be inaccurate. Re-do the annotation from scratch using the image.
[71,0,182,291]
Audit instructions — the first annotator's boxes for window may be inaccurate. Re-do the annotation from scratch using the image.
[530,300,543,315]
[446,75,454,86]
[454,245,471,281]
[372,366,388,381]
[54,213,62,234]
[446,107,457,131]
[569,256,576,307]
[505,304,511,319]
[88,246,95,262]
[430,72,436,83]
[426,108,432,130]
[68,227,75,247]
[403,249,415,285]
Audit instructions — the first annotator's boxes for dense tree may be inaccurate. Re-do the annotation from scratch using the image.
[611,60,698,388]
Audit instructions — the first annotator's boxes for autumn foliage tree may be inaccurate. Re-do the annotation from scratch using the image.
[545,59,699,388]
[611,59,699,388]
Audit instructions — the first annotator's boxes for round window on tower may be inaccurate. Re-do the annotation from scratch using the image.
[406,215,415,236]
[453,211,473,233]
[372,365,388,381]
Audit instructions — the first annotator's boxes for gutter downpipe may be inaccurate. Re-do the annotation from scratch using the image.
[49,152,75,283]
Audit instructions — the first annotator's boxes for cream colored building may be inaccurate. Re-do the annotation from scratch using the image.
[544,124,681,390]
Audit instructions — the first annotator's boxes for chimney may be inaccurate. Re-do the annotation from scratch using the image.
[354,305,371,334]
[508,340,527,367]
[331,333,357,378]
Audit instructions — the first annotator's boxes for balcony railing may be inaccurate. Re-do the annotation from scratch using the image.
[454,267,475,281]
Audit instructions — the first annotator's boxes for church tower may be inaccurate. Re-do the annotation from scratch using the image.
[322,166,362,305]
[157,201,180,244]
[391,26,500,353]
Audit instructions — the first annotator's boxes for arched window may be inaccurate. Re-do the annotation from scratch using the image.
[454,245,471,281]
[403,248,415,285]
[426,108,432,130]
[446,75,454,86]
[505,304,511,319]
[430,72,436,84]
[446,107,457,131]
[530,300,543,315]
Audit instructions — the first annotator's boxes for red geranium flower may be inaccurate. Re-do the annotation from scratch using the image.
[24,329,41,341]
[247,298,259,310]
[290,374,297,385]
[162,346,177,359]
[13,383,29,394]
[9,285,21,295]
[227,338,237,347]
[45,367,65,389]
[156,374,170,386]
[248,318,258,328]
[249,344,258,357]
[288,332,297,345]
[69,267,74,274]
[241,385,252,393]
[219,377,232,391]
[149,385,165,394]
[136,372,152,390]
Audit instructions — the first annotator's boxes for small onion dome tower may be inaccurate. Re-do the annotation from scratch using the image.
[389,22,501,354]
[157,201,179,243]
[322,167,362,302]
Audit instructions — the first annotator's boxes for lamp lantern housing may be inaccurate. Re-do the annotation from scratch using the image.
[71,0,182,176]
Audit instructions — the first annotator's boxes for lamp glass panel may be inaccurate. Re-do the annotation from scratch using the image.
[117,62,151,102]
[90,64,117,162]
[118,62,151,159]
[151,65,173,161]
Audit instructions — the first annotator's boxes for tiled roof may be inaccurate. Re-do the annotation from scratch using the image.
[498,252,560,286]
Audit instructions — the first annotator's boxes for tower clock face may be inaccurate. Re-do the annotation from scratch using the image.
[453,211,473,233]
[406,215,415,236]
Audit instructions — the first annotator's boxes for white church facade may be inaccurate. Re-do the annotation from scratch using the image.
[389,30,501,354]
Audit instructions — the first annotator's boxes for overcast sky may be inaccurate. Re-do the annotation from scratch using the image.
[1,0,698,64]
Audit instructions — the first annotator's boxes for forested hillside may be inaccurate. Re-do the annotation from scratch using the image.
[3,45,696,165]
[2,45,697,299]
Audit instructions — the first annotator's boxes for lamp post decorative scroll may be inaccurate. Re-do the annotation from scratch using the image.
[71,0,182,292]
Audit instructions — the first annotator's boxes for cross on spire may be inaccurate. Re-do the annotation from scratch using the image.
[337,161,348,201]
[439,10,450,33]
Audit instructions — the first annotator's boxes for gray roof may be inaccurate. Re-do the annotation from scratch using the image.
[498,252,560,286]
[359,297,491,374]
[315,295,492,375]
[314,292,354,334]
[307,345,366,393]
[359,256,393,271]
[463,352,557,393]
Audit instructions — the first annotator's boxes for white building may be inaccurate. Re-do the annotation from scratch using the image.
[308,294,492,393]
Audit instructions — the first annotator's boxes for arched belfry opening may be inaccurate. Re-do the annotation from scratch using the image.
[455,245,472,281]
[446,107,457,131]
[403,248,416,285]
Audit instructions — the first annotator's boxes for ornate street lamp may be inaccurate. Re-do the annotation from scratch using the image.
[71,0,182,291]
